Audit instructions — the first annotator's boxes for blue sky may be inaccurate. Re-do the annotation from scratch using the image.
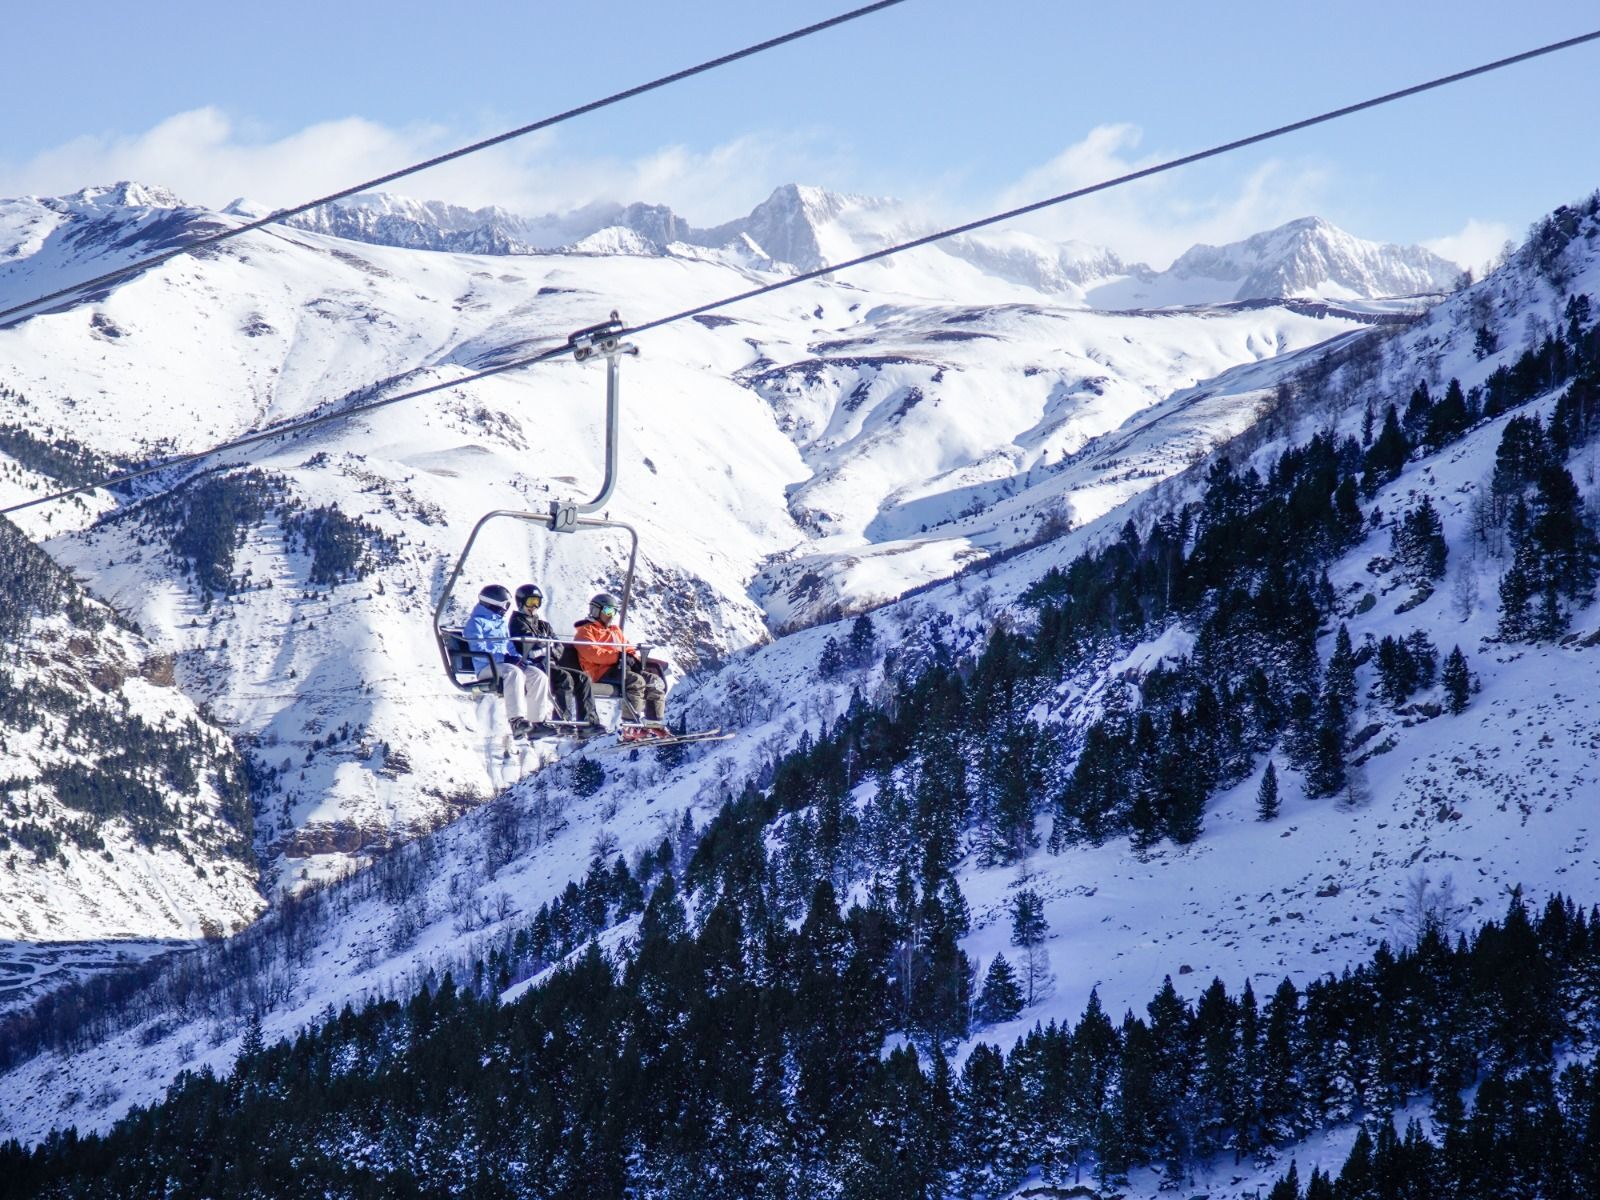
[7,0,1598,268]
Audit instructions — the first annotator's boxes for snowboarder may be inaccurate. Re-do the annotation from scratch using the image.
[463,583,556,739]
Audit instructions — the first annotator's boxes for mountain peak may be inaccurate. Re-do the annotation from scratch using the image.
[63,181,186,211]
[1163,215,1459,301]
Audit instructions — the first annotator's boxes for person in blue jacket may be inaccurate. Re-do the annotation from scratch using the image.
[464,583,555,739]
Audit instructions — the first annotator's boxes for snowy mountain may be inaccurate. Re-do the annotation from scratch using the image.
[0,507,260,973]
[265,193,545,256]
[280,184,1453,309]
[4,175,1599,1196]
[0,182,1401,911]
[1089,215,1461,308]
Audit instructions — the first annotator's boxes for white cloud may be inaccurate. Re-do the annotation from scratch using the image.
[1,109,1430,271]
[993,124,1334,268]
[0,107,849,226]
[1423,218,1514,275]
[1,109,450,212]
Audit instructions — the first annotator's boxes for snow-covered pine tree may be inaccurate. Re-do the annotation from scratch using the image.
[1324,624,1358,713]
[1392,496,1448,585]
[1442,646,1471,713]
[1010,887,1051,1006]
[976,953,1024,1024]
[1257,761,1281,821]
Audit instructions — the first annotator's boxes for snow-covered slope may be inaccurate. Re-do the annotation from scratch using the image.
[744,298,1407,629]
[0,515,260,979]
[3,191,1596,1176]
[0,183,1403,903]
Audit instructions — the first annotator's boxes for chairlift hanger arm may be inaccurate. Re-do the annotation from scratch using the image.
[555,311,638,530]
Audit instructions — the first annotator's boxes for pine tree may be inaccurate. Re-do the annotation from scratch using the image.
[1054,720,1123,848]
[1426,378,1471,447]
[976,954,1024,1024]
[1473,323,1498,360]
[1256,761,1281,821]
[1231,981,1263,1161]
[1442,646,1471,714]
[1392,497,1448,584]
[1010,888,1051,1006]
[1305,697,1346,798]
[1128,712,1163,851]
[1268,1159,1301,1200]
[987,720,1043,864]
[1260,979,1303,1143]
[914,876,973,1047]
[818,636,846,678]
[1530,461,1599,603]
[1497,538,1541,641]
[1304,1166,1335,1200]
[1404,629,1438,690]
[866,768,913,875]
[1336,1125,1377,1198]
[1402,381,1433,440]
[914,739,967,882]
[1159,710,1206,845]
[845,612,878,668]
[1492,415,1553,501]
[1324,624,1358,713]
[1362,405,1410,494]
[1284,691,1319,773]
[956,1044,1021,1198]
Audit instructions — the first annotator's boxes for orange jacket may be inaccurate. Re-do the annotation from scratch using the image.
[572,619,635,682]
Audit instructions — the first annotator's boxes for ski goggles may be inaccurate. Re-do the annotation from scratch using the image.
[522,595,543,609]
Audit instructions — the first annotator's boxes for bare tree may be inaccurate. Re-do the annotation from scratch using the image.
[1451,551,1481,622]
[1392,869,1466,947]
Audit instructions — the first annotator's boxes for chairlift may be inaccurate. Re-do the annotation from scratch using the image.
[431,314,730,752]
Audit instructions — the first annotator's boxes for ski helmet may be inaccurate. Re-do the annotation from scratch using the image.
[478,583,512,613]
[589,591,621,622]
[515,583,544,610]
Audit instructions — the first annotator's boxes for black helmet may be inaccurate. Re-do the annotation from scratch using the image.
[478,583,512,613]
[515,583,544,610]
[589,591,621,622]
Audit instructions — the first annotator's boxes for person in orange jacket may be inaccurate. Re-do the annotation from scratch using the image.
[563,591,666,726]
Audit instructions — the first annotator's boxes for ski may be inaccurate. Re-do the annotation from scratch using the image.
[595,726,734,752]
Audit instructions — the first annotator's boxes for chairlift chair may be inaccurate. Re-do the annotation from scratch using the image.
[431,313,729,750]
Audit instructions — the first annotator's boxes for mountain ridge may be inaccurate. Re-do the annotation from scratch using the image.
[263,180,1457,305]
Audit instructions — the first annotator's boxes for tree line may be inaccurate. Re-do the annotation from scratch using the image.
[4,882,1596,1198]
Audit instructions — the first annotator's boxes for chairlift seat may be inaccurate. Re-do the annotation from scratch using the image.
[441,628,497,693]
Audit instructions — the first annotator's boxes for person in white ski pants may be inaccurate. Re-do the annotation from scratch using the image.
[463,584,554,738]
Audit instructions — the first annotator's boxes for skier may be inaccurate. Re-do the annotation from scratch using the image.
[564,591,667,732]
[509,582,578,723]
[463,583,556,740]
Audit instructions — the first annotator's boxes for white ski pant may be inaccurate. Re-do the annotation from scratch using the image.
[478,662,553,724]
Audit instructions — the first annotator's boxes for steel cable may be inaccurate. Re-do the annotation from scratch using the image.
[5,25,1598,519]
[0,0,910,329]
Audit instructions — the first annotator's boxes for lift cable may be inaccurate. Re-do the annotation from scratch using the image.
[624,25,1600,341]
[0,0,910,329]
[4,25,1597,521]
